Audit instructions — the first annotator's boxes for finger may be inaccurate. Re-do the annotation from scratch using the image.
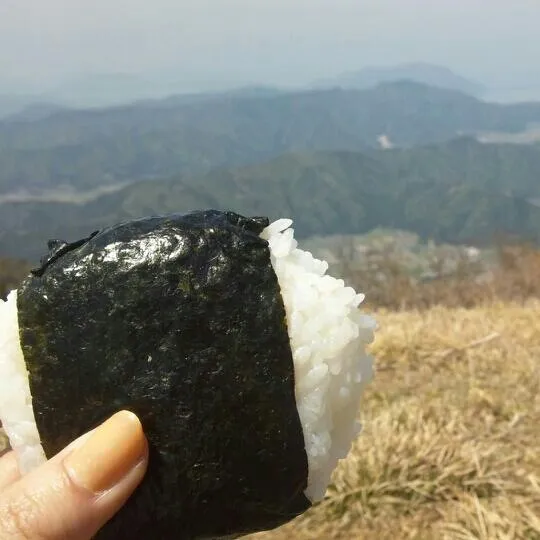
[0,452,21,490]
[0,410,148,540]
[0,426,99,492]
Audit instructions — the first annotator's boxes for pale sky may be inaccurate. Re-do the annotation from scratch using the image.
[1,0,539,93]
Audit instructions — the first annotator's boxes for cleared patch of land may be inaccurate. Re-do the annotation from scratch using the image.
[0,181,131,204]
[476,126,540,145]
[247,302,540,539]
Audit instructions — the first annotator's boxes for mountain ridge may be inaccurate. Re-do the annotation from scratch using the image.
[1,81,540,196]
[2,139,540,263]
[313,62,486,96]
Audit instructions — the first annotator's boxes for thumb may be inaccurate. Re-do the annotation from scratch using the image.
[0,410,148,540]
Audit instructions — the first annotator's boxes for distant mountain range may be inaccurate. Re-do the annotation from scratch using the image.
[2,138,540,263]
[0,94,49,120]
[0,62,490,120]
[1,81,540,196]
[313,62,486,97]
[3,73,540,264]
[2,102,67,123]
[0,86,286,121]
[0,73,178,118]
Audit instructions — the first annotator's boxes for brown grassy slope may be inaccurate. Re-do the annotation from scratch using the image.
[354,243,540,312]
[0,257,31,300]
[247,302,540,540]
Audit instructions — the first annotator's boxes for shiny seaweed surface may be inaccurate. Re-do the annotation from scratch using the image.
[17,210,310,540]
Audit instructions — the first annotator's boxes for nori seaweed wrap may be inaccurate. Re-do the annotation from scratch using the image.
[15,210,310,539]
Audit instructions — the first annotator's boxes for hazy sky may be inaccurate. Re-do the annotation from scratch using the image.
[1,0,539,93]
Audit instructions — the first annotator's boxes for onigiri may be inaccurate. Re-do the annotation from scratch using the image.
[0,210,375,539]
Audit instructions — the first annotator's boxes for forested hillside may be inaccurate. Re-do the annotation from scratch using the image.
[2,138,540,262]
[1,82,540,196]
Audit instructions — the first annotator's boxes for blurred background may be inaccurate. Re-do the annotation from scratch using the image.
[2,0,540,306]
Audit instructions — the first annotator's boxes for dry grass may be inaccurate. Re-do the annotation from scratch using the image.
[2,249,540,538]
[247,301,540,539]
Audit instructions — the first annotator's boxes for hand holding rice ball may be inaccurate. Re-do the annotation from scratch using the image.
[0,210,376,539]
[0,410,149,539]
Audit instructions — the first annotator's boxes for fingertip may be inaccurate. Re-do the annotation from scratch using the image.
[64,409,148,495]
[0,411,150,540]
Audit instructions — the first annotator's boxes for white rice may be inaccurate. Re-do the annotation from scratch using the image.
[261,219,375,502]
[0,218,376,502]
[0,290,46,472]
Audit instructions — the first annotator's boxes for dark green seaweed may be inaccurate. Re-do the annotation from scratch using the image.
[17,210,310,540]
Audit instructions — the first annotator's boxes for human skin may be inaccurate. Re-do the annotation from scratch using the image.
[0,411,148,539]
